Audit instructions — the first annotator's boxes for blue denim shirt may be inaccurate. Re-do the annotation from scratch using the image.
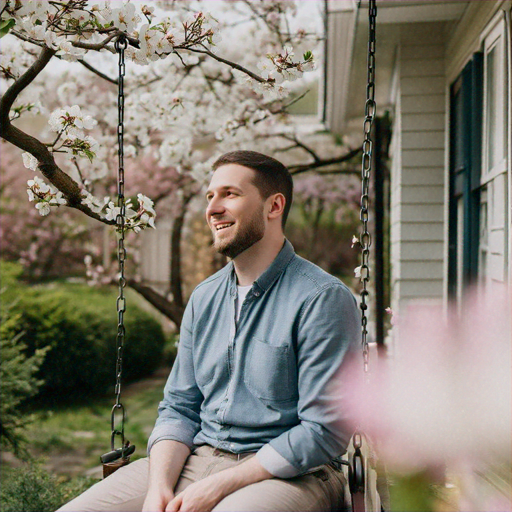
[148,240,360,478]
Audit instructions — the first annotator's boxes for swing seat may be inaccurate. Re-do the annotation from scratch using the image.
[102,457,131,478]
[336,432,390,512]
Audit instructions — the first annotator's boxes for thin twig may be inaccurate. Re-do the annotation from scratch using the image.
[71,156,86,185]
[78,59,118,85]
[185,46,267,83]
[288,148,362,175]
[11,30,47,48]
[280,134,320,162]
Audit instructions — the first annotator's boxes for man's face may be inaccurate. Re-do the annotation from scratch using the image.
[205,164,266,259]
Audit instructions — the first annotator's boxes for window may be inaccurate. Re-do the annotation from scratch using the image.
[448,54,483,300]
[483,20,507,178]
[480,17,509,285]
[449,14,510,299]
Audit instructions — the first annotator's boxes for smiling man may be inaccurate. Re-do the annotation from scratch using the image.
[57,151,360,512]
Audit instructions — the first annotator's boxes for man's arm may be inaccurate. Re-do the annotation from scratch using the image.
[145,299,202,511]
[256,283,360,477]
[147,299,202,454]
[167,454,273,512]
[142,440,191,512]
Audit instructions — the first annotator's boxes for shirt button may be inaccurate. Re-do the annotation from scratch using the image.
[230,443,235,450]
[254,291,260,297]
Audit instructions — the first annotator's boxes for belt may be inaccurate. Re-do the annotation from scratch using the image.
[194,444,256,462]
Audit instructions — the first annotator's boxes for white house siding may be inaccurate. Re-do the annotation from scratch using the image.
[139,220,171,294]
[389,22,447,316]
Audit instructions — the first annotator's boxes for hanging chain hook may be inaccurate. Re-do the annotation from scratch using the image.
[360,0,377,374]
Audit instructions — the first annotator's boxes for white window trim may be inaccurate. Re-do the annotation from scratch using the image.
[481,18,508,185]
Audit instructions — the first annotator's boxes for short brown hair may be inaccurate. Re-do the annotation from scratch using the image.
[212,150,293,228]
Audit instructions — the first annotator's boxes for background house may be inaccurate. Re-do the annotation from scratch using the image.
[324,0,511,343]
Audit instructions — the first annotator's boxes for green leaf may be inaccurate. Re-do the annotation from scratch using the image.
[303,50,313,61]
[0,18,15,38]
[83,149,96,163]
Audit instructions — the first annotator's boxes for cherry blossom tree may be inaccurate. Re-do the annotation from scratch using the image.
[0,0,361,326]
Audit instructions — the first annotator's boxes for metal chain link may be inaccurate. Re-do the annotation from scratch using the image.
[111,34,128,453]
[359,0,377,375]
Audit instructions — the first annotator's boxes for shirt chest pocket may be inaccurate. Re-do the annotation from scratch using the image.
[244,338,297,402]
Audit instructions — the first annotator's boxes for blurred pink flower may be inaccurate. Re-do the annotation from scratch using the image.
[339,286,511,474]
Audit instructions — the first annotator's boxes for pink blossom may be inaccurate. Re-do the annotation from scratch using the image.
[338,286,511,478]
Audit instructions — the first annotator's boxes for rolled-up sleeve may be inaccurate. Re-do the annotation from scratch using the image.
[256,283,360,477]
[147,298,202,454]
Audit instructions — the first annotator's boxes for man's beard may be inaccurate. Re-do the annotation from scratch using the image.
[213,208,265,259]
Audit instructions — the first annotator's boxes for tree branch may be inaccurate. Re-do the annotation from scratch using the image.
[127,279,185,328]
[1,46,55,129]
[77,59,118,85]
[184,47,267,83]
[279,133,321,162]
[11,30,47,49]
[288,147,362,175]
[0,46,114,224]
[71,32,119,51]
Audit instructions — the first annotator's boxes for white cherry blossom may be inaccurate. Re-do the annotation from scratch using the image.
[22,152,39,171]
[137,193,156,215]
[27,176,50,194]
[58,40,87,62]
[35,202,51,216]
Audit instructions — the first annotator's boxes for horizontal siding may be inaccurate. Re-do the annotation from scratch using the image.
[401,185,444,203]
[400,203,444,222]
[402,113,445,131]
[402,149,445,167]
[399,241,444,261]
[402,131,445,149]
[401,76,446,95]
[400,222,444,241]
[401,168,445,186]
[395,279,444,298]
[389,22,447,316]
[400,261,444,280]
[401,94,445,113]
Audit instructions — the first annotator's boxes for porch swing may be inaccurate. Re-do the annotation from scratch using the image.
[98,1,388,510]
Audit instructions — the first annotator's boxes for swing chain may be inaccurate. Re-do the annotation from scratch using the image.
[112,34,129,452]
[360,0,377,374]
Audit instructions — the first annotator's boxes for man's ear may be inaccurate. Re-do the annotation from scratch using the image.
[267,193,286,220]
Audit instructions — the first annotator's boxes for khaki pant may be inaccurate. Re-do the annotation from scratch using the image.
[57,446,347,512]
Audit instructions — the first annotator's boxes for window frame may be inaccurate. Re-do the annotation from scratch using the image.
[481,18,508,185]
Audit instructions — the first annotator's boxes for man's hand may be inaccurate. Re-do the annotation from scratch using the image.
[142,488,174,512]
[166,473,226,512]
[143,440,191,512]
[167,454,273,512]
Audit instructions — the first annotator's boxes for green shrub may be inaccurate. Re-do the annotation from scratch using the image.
[0,464,65,512]
[0,260,24,288]
[0,293,48,458]
[2,267,166,405]
[0,463,99,512]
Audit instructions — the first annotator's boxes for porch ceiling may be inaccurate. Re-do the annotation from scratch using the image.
[325,0,470,143]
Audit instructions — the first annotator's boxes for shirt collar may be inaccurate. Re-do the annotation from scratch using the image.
[254,238,295,294]
[228,239,295,297]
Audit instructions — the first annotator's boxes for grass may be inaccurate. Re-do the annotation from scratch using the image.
[4,367,169,480]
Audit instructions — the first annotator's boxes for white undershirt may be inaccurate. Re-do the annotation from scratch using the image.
[235,284,252,323]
